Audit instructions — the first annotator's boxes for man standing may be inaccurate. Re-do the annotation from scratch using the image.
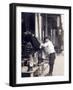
[41,37,56,76]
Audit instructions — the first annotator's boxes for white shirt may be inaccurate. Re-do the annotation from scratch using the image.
[41,40,55,54]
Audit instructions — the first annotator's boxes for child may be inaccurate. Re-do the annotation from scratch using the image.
[41,37,56,76]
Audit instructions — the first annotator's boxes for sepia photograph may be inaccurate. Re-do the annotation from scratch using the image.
[21,13,64,77]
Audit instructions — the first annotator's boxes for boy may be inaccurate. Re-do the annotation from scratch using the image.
[41,37,56,76]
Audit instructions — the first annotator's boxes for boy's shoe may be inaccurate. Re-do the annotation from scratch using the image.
[48,72,52,76]
[46,72,53,76]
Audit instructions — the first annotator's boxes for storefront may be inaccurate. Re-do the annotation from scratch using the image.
[22,13,64,55]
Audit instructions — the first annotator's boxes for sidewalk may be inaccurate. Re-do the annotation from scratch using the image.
[53,53,64,76]
[42,53,64,76]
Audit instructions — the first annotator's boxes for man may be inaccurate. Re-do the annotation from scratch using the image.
[41,37,56,76]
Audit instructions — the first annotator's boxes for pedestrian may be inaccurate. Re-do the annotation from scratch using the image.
[41,37,56,76]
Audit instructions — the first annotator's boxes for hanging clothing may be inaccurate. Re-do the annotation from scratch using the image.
[31,35,40,51]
